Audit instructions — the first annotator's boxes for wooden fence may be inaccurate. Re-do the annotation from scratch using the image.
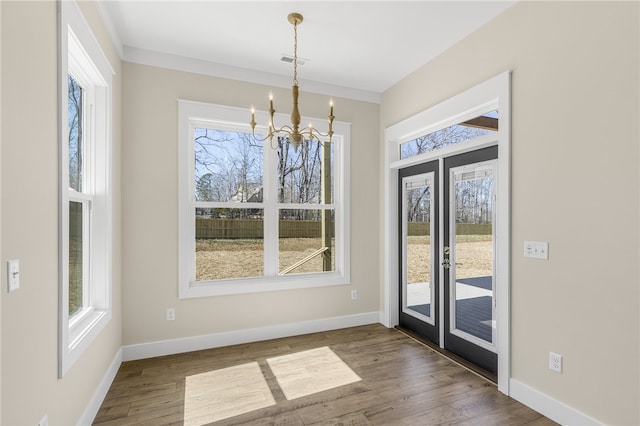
[196,218,335,239]
[196,218,491,239]
[408,222,492,236]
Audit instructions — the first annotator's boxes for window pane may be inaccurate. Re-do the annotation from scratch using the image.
[195,208,264,280]
[277,138,333,204]
[194,129,263,202]
[279,209,335,275]
[68,75,83,192]
[69,201,83,317]
[453,165,494,343]
[400,111,498,159]
[404,175,434,322]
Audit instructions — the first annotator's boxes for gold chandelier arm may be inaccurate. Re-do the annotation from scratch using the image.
[273,124,295,134]
[250,127,274,143]
[300,126,333,140]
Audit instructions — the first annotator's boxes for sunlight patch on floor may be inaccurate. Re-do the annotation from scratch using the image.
[266,346,361,400]
[183,361,275,425]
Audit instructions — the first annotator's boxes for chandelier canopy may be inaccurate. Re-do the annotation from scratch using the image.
[250,13,334,152]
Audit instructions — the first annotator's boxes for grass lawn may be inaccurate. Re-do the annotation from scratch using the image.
[196,238,335,280]
[196,235,491,281]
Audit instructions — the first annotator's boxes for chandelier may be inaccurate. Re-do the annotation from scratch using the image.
[250,13,334,152]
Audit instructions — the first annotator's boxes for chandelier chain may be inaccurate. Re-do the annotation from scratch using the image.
[293,20,298,85]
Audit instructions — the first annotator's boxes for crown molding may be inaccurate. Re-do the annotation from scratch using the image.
[123,46,381,104]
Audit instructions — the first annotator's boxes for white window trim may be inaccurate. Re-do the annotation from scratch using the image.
[382,71,511,394]
[58,0,114,378]
[178,100,351,298]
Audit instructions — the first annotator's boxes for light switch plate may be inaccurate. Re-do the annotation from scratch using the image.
[524,241,548,260]
[7,259,20,292]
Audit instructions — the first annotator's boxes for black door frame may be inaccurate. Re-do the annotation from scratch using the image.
[398,160,439,344]
[442,145,499,375]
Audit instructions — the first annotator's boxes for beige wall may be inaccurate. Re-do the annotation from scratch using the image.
[0,1,122,424]
[121,63,380,345]
[1,0,636,424]
[381,2,639,424]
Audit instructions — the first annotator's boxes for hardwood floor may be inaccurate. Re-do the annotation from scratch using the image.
[94,324,556,425]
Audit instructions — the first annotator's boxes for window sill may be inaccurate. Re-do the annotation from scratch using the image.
[69,308,108,351]
[179,272,350,299]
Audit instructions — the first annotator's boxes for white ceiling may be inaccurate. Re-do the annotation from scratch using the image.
[98,1,516,100]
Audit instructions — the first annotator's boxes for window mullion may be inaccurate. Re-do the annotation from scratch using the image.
[263,139,278,276]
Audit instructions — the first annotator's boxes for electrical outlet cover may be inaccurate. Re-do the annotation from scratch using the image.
[549,352,562,373]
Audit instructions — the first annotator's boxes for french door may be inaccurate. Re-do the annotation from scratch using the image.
[398,160,439,344]
[399,146,498,375]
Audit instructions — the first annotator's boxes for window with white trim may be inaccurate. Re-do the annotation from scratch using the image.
[59,1,113,377]
[178,101,350,298]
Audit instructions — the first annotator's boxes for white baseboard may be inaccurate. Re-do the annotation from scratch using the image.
[509,378,602,426]
[78,347,123,425]
[122,311,380,361]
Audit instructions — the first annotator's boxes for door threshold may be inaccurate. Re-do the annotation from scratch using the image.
[395,326,497,385]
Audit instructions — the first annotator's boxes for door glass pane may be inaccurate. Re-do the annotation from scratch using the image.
[452,163,495,344]
[403,173,434,323]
